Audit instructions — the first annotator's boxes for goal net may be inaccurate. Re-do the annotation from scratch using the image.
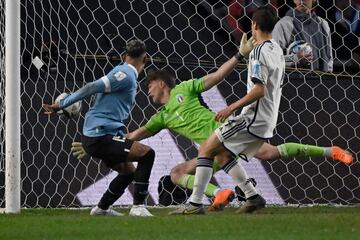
[0,0,4,207]
[0,0,359,208]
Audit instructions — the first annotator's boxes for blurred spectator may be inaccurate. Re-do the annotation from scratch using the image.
[226,0,279,42]
[329,0,360,68]
[334,0,360,34]
[272,0,333,72]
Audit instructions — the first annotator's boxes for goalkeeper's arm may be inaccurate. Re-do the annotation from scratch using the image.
[203,33,256,91]
[127,127,154,141]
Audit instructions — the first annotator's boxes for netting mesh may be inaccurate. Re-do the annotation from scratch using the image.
[0,0,359,207]
[0,0,5,206]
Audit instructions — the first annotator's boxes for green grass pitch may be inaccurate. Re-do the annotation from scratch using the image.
[0,206,359,240]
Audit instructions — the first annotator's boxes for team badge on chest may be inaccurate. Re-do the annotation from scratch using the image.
[176,94,184,103]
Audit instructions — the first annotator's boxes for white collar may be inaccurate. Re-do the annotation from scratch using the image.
[126,63,139,78]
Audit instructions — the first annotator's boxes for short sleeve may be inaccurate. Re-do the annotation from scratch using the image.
[143,112,165,134]
[250,51,269,85]
[101,68,132,93]
[177,78,205,94]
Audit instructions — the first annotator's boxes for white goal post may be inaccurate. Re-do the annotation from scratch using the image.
[4,0,20,213]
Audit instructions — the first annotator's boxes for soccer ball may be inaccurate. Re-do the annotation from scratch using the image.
[55,92,81,118]
[286,40,313,56]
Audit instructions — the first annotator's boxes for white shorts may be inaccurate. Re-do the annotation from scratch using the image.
[215,115,264,161]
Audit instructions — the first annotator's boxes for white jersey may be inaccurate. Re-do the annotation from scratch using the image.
[241,39,285,139]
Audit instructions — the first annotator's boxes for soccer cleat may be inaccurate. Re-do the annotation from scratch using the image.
[236,194,266,214]
[90,206,124,216]
[235,178,257,202]
[129,205,153,217]
[331,146,353,165]
[168,203,205,215]
[208,189,235,212]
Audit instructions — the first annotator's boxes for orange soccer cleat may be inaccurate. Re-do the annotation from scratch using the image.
[331,146,353,165]
[208,189,235,212]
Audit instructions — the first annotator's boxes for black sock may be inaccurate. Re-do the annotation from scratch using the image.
[247,194,259,200]
[133,149,155,205]
[98,173,134,210]
[133,182,150,205]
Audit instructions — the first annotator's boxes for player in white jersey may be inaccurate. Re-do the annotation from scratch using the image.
[171,6,283,215]
[214,39,285,158]
[240,39,284,139]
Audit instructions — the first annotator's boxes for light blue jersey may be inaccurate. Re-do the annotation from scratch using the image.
[59,63,138,137]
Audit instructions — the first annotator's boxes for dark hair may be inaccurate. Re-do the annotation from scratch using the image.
[252,6,277,33]
[125,39,146,58]
[147,69,176,89]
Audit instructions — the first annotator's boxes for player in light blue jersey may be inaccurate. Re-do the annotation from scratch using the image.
[44,39,155,217]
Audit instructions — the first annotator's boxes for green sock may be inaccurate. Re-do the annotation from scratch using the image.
[277,143,331,158]
[178,174,219,197]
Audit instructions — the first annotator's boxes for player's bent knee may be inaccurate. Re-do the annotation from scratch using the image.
[140,144,152,155]
[198,144,212,157]
[198,136,223,158]
[144,148,155,160]
[214,156,230,168]
[259,152,274,161]
[215,151,232,167]
[112,162,135,174]
[127,142,155,162]
[170,166,183,184]
[255,145,278,161]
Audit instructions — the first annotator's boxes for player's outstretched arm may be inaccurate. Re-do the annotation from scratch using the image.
[202,57,238,91]
[126,127,154,141]
[203,34,256,91]
[215,83,265,122]
[43,79,107,115]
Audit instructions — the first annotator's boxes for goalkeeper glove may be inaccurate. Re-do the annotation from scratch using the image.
[71,142,87,160]
[239,33,257,58]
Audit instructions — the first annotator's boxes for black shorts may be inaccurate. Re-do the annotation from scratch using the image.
[81,134,134,168]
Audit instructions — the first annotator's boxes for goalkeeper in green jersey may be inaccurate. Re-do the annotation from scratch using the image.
[71,35,352,211]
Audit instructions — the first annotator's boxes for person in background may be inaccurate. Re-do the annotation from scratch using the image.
[226,0,279,42]
[329,0,360,68]
[272,0,333,72]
